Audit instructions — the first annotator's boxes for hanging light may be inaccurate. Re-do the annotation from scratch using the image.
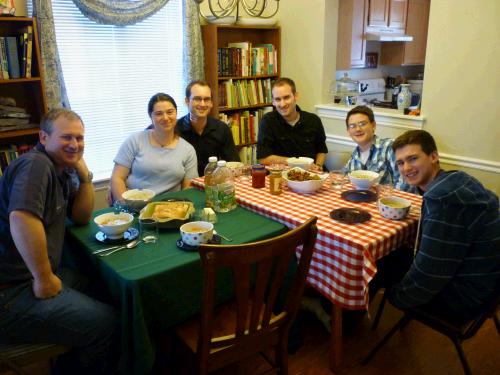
[200,0,280,20]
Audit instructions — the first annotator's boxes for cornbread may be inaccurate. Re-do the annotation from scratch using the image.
[152,202,190,220]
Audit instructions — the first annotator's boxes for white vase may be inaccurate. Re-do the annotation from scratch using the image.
[397,84,412,111]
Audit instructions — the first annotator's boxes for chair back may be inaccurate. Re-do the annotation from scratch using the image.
[462,278,500,339]
[196,216,318,368]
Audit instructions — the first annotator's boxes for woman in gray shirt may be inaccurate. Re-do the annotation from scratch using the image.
[110,93,198,201]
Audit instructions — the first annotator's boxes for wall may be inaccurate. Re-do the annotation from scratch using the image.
[278,0,500,194]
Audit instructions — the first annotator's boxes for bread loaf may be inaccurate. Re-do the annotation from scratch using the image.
[152,202,189,220]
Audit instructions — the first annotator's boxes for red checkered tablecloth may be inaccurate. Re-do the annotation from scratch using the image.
[192,177,422,310]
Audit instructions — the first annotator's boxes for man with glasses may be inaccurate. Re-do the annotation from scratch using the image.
[344,105,407,189]
[257,77,328,170]
[177,80,240,176]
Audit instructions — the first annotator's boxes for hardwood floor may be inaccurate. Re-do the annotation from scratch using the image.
[2,293,499,374]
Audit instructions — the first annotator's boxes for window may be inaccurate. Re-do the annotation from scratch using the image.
[31,1,186,181]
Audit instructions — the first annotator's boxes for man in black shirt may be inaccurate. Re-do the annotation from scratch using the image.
[257,77,328,169]
[177,80,240,176]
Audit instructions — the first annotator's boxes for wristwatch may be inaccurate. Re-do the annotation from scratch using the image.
[79,171,94,183]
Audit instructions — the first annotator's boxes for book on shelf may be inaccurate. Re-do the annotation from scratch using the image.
[0,143,35,174]
[238,145,257,165]
[218,42,277,77]
[4,36,20,79]
[0,37,10,79]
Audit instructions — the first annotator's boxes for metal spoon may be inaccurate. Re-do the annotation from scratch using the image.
[214,230,232,242]
[98,239,141,257]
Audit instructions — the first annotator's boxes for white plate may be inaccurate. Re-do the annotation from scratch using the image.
[236,17,277,26]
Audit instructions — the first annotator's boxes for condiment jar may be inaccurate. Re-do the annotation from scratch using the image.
[251,164,266,188]
[269,170,282,195]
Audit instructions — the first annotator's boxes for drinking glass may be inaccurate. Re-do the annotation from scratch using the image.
[329,170,347,191]
[139,218,159,244]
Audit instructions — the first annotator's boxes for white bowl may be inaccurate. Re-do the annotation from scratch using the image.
[378,197,412,220]
[204,15,236,25]
[180,221,214,247]
[122,189,156,212]
[226,161,244,178]
[286,157,314,170]
[282,167,327,194]
[236,17,277,26]
[349,170,379,190]
[94,212,134,239]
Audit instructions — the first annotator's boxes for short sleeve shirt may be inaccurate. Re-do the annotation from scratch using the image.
[256,106,328,160]
[0,145,74,283]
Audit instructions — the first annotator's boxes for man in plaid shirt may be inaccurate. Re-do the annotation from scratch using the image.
[344,105,409,191]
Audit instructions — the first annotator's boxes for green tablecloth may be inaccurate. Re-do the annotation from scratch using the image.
[65,188,287,375]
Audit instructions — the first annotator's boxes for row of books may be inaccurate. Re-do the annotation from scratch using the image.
[0,143,34,174]
[218,78,273,109]
[218,42,277,77]
[0,25,34,79]
[238,145,257,166]
[219,107,272,147]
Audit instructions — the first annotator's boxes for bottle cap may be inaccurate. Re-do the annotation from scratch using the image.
[217,160,227,167]
[208,156,218,163]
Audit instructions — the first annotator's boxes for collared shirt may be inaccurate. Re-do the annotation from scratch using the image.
[257,106,328,161]
[344,135,409,190]
[177,114,240,176]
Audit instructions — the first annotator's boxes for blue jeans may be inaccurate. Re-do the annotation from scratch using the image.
[0,268,119,374]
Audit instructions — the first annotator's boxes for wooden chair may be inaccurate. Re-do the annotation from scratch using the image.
[174,216,318,375]
[0,342,69,375]
[363,281,500,375]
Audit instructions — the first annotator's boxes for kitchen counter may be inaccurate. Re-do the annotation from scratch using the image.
[315,103,425,130]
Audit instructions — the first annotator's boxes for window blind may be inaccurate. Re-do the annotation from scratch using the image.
[31,1,186,181]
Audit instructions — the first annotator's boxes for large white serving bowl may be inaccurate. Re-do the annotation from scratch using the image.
[348,170,379,190]
[282,168,328,194]
[122,189,156,212]
[286,157,315,170]
[226,161,244,178]
[378,196,412,220]
[94,212,134,239]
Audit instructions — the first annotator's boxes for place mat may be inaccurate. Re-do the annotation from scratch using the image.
[341,189,377,203]
[330,208,372,224]
[176,234,222,252]
[95,228,139,243]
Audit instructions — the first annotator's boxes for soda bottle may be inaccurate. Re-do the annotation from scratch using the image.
[212,160,236,213]
[204,156,218,208]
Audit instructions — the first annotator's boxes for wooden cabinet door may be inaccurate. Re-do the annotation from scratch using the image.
[337,0,368,70]
[402,0,430,64]
[367,0,390,28]
[389,0,408,31]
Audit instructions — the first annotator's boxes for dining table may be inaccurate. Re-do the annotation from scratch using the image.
[191,174,422,372]
[64,188,287,375]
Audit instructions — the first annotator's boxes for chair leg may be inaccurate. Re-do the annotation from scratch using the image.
[361,314,411,365]
[493,313,500,335]
[451,338,472,375]
[371,290,388,330]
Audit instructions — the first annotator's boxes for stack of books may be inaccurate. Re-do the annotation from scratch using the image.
[218,78,273,109]
[0,99,33,131]
[0,25,34,79]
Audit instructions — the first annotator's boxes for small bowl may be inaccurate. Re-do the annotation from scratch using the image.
[378,196,412,220]
[122,189,156,212]
[94,212,134,239]
[349,170,379,190]
[226,161,244,178]
[180,221,214,247]
[286,157,314,170]
[282,167,327,194]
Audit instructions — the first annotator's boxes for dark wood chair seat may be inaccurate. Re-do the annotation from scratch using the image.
[0,342,69,375]
[174,217,318,375]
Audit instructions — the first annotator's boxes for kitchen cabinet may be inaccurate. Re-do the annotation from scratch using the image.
[336,0,368,70]
[366,0,408,33]
[380,0,430,65]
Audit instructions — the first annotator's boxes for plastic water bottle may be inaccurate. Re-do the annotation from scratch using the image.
[212,160,236,213]
[204,156,218,208]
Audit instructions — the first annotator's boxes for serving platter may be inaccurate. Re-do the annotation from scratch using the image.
[341,189,377,203]
[139,199,195,229]
[330,208,371,224]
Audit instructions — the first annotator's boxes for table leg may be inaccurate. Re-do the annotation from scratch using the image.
[329,303,343,372]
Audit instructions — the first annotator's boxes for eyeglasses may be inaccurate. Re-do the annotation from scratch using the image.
[347,120,370,130]
[191,96,212,104]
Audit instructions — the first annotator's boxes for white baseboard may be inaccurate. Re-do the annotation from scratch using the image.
[326,135,500,175]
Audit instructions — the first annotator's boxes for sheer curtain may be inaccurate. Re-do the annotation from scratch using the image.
[30,0,205,181]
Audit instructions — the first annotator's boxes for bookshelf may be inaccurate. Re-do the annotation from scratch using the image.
[201,24,280,163]
[0,17,47,149]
